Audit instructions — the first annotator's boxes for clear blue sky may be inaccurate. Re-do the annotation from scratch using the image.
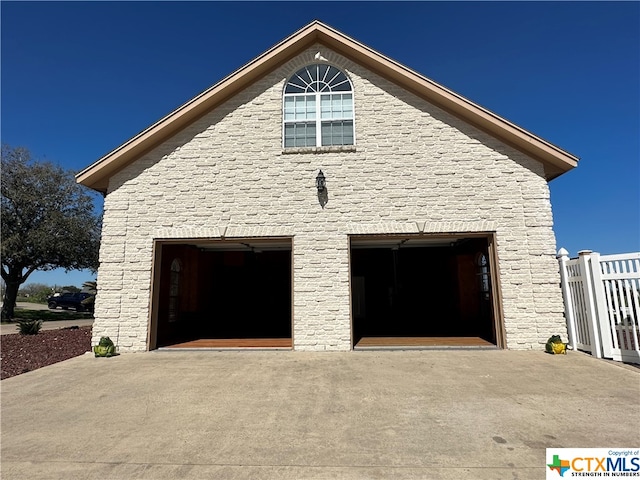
[2,1,639,289]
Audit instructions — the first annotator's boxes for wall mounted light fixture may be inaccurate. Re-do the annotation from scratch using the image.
[316,170,326,193]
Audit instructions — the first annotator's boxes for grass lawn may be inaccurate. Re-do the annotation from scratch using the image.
[1,308,93,324]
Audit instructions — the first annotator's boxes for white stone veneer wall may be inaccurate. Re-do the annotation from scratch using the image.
[92,45,567,351]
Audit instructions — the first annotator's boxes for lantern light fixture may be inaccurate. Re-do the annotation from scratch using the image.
[316,170,326,193]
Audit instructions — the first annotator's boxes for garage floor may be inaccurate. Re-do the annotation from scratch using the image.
[354,336,496,349]
[163,338,292,349]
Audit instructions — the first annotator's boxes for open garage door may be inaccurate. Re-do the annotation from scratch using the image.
[350,235,503,349]
[150,239,292,349]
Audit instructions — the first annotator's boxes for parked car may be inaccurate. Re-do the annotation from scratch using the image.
[47,292,94,313]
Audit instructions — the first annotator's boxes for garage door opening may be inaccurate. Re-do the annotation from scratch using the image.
[350,235,503,349]
[151,239,292,349]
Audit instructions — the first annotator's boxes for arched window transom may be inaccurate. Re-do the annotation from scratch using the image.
[283,64,354,148]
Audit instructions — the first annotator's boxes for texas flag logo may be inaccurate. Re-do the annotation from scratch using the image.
[547,454,570,477]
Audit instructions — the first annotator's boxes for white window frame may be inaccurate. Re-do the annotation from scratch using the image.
[283,64,355,148]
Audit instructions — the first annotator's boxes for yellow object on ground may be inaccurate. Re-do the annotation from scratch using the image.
[552,342,567,355]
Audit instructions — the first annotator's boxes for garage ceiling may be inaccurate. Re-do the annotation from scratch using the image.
[191,239,292,252]
[350,236,475,249]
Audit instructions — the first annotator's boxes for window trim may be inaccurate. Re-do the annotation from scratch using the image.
[282,64,355,148]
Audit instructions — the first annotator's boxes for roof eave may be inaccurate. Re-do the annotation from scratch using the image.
[312,23,578,179]
[76,20,578,193]
[76,21,326,193]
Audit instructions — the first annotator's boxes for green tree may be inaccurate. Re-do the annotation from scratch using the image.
[80,280,97,310]
[18,282,53,303]
[1,145,101,320]
[81,280,97,294]
[61,285,81,294]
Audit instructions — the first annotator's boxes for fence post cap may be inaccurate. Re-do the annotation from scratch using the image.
[557,247,569,258]
[578,250,593,256]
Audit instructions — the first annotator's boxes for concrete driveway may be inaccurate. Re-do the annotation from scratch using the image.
[1,350,639,480]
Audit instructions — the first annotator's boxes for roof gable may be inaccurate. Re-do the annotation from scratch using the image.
[77,21,578,193]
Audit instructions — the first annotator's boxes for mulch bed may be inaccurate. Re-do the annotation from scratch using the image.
[1,326,92,380]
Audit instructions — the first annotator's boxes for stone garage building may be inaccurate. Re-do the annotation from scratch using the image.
[77,21,578,352]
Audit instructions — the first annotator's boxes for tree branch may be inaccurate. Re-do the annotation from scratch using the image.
[23,265,39,283]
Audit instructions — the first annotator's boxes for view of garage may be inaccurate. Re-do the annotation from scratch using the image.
[350,235,501,349]
[151,239,292,349]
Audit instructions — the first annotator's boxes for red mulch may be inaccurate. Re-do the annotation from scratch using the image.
[1,326,92,380]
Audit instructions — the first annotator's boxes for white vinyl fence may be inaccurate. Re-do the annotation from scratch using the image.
[557,249,640,364]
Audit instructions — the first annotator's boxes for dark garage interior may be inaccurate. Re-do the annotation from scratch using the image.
[154,241,292,348]
[350,236,497,348]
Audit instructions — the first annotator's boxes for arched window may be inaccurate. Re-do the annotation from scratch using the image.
[168,258,182,323]
[283,64,354,148]
[476,253,490,300]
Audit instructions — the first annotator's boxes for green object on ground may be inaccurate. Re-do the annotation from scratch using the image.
[94,336,116,357]
[93,345,116,357]
[545,334,567,354]
[17,319,43,335]
[98,336,114,347]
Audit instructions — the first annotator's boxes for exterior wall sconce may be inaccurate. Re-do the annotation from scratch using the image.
[316,170,326,193]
